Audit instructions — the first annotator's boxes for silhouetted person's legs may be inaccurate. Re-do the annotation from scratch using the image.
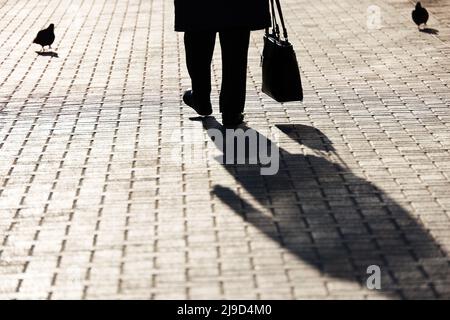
[184,29,251,126]
[184,32,216,107]
[218,30,250,118]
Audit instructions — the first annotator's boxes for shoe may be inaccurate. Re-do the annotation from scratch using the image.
[183,90,212,116]
[222,113,245,128]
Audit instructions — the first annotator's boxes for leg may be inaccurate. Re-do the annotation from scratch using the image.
[218,29,251,116]
[184,31,216,105]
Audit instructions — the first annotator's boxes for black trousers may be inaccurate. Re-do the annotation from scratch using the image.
[184,30,251,115]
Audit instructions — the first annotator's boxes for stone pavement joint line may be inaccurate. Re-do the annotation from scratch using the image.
[0,0,449,299]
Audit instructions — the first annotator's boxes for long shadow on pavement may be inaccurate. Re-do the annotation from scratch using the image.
[200,116,449,299]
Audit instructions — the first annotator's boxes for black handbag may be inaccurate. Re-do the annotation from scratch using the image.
[262,0,303,102]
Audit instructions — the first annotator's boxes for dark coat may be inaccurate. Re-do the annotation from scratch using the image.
[175,0,271,32]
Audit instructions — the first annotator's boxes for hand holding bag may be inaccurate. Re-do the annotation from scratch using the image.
[262,0,303,102]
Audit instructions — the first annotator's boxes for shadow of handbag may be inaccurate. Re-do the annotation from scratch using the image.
[262,0,303,102]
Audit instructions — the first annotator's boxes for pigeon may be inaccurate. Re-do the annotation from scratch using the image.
[33,24,55,51]
[412,2,429,29]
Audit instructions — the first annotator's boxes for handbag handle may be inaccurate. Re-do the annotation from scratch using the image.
[266,0,289,41]
[274,0,288,40]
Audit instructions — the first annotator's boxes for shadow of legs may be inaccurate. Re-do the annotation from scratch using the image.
[206,118,449,299]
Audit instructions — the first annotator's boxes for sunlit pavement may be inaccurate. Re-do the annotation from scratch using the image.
[0,0,449,299]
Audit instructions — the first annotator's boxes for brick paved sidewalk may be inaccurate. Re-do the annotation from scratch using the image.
[0,0,449,299]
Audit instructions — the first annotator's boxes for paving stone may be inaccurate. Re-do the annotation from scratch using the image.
[0,0,450,300]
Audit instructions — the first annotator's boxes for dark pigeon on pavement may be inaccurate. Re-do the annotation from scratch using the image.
[33,24,55,51]
[412,2,429,29]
